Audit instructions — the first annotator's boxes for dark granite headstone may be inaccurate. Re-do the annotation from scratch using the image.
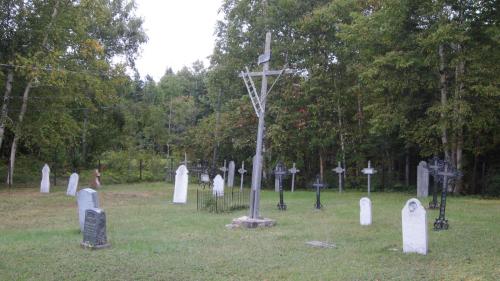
[81,208,110,249]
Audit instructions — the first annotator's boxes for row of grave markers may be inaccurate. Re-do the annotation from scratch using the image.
[39,163,101,195]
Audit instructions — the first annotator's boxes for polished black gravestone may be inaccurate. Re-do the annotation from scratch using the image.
[81,208,110,249]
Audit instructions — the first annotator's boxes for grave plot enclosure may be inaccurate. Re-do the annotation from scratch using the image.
[197,187,250,213]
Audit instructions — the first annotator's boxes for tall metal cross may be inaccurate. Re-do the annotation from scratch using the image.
[239,31,295,219]
[361,161,377,197]
[312,175,325,210]
[332,161,345,193]
[288,163,300,192]
[238,161,247,191]
[427,156,442,209]
[274,162,287,210]
[434,160,461,231]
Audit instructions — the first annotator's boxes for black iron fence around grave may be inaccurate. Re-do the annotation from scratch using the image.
[197,188,250,213]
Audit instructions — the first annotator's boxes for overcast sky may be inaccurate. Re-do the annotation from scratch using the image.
[134,0,224,81]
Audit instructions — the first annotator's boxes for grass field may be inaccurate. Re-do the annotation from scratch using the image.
[0,182,499,280]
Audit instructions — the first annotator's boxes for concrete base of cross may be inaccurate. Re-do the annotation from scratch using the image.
[226,216,276,229]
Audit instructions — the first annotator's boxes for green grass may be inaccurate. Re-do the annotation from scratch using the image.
[0,183,499,281]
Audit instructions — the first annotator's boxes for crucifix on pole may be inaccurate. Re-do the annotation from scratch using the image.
[239,32,295,219]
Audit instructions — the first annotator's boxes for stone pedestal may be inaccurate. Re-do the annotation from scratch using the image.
[226,216,276,229]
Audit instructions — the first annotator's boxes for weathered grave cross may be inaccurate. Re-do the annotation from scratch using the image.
[274,162,287,210]
[288,163,300,192]
[219,159,228,182]
[180,152,190,167]
[427,156,442,209]
[312,175,325,210]
[434,160,462,231]
[332,161,345,193]
[361,161,377,197]
[238,161,247,192]
[239,32,295,219]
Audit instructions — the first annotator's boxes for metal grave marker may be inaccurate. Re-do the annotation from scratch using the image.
[288,163,300,192]
[274,162,287,210]
[427,156,443,209]
[219,160,228,183]
[433,160,462,231]
[238,161,247,191]
[312,175,325,210]
[332,161,345,192]
[361,161,377,197]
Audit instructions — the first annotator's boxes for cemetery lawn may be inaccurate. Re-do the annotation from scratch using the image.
[1,183,499,281]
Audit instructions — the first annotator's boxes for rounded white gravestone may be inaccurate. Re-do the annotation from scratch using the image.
[66,173,79,196]
[360,197,372,225]
[77,188,99,232]
[213,174,224,197]
[402,198,428,255]
[173,165,189,203]
[40,164,50,193]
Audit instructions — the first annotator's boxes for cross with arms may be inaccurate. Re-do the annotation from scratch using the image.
[239,32,296,219]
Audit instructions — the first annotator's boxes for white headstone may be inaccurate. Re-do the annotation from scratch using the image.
[77,188,99,232]
[402,198,428,255]
[360,197,372,225]
[66,173,79,196]
[40,164,50,193]
[275,177,280,192]
[227,161,235,187]
[213,174,224,197]
[173,165,189,203]
[417,161,429,197]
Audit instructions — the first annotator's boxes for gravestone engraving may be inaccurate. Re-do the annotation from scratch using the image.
[227,161,235,187]
[332,161,345,193]
[402,198,427,255]
[417,161,429,197]
[360,197,372,226]
[238,161,247,191]
[288,163,299,192]
[173,165,189,203]
[213,174,224,197]
[40,164,50,193]
[66,173,79,196]
[90,169,101,188]
[81,208,110,249]
[77,188,99,232]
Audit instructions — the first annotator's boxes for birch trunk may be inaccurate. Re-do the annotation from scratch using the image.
[454,43,465,194]
[0,69,14,150]
[439,44,451,161]
[7,0,60,185]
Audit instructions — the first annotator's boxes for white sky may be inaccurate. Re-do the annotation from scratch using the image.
[134,0,224,81]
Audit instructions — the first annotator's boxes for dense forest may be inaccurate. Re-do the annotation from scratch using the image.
[0,0,498,195]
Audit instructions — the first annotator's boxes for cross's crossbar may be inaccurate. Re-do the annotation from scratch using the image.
[238,69,295,77]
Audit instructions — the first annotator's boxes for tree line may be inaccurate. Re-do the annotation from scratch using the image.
[1,0,499,195]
